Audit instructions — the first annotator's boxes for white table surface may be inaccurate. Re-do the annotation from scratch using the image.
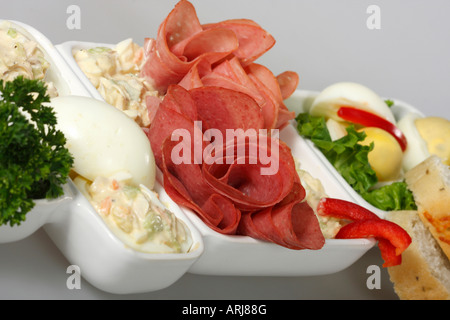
[1,0,448,300]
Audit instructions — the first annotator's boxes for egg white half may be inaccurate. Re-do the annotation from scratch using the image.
[397,112,430,172]
[50,95,156,189]
[310,82,396,124]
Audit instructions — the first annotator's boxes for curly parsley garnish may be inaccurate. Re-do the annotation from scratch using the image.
[0,77,73,226]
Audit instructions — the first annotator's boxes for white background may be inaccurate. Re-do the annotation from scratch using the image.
[0,0,448,300]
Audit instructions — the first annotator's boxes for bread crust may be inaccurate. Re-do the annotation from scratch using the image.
[386,210,450,300]
[405,156,450,261]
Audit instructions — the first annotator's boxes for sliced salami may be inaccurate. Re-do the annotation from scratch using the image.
[142,1,324,250]
[189,86,264,134]
[202,18,276,66]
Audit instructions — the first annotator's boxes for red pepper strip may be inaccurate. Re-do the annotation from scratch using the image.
[335,219,412,257]
[317,197,411,267]
[337,106,408,152]
[317,197,380,221]
[377,238,402,267]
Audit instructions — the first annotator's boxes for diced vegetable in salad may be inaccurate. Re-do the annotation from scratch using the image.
[74,175,193,254]
[74,39,160,127]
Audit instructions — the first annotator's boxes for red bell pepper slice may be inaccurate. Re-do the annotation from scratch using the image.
[335,219,411,256]
[317,197,379,221]
[377,238,402,267]
[337,106,408,152]
[317,197,412,267]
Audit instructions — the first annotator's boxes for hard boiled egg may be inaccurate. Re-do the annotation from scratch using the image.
[49,96,156,189]
[358,127,403,182]
[309,82,396,124]
[416,117,450,165]
[398,113,450,171]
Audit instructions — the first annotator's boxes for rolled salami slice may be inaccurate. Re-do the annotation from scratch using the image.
[160,138,241,235]
[202,57,265,106]
[276,71,300,100]
[140,0,238,93]
[238,178,324,250]
[201,136,296,211]
[202,18,276,66]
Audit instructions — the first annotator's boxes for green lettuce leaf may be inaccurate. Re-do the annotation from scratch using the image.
[361,182,417,211]
[295,112,416,211]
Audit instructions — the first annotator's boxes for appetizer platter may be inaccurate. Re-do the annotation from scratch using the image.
[1,0,449,299]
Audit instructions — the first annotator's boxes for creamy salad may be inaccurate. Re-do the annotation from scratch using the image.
[74,39,160,127]
[74,174,193,254]
[0,21,57,96]
[295,160,343,239]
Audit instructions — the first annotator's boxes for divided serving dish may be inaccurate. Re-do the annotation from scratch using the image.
[1,20,424,293]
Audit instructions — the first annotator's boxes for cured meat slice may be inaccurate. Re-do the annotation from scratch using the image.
[189,86,264,133]
[201,137,296,211]
[275,104,295,130]
[140,0,239,93]
[245,63,296,129]
[146,84,325,249]
[162,84,198,121]
[198,59,295,130]
[273,201,325,250]
[141,1,322,249]
[247,72,279,130]
[237,176,324,250]
[202,18,276,66]
[238,199,324,250]
[276,71,300,100]
[200,193,241,234]
[177,59,210,90]
[160,138,241,234]
[246,63,284,105]
[204,57,265,106]
[145,95,162,125]
[146,102,204,168]
[140,44,185,93]
[162,0,203,50]
[141,0,299,134]
[248,206,295,248]
[181,27,238,64]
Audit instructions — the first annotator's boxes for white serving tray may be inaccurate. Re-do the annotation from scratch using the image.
[4,20,419,292]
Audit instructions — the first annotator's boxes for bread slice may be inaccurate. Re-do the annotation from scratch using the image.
[405,155,450,261]
[385,210,450,300]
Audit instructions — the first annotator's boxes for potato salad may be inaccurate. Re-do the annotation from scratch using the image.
[74,39,160,127]
[74,175,193,254]
[295,160,343,239]
[0,21,57,96]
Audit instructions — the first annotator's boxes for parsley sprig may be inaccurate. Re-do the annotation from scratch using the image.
[0,77,73,226]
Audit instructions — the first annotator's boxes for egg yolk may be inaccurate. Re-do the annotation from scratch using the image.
[415,117,450,165]
[358,127,403,182]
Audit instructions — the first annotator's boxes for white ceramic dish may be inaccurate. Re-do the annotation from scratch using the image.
[0,180,204,294]
[284,89,426,219]
[43,180,204,294]
[0,22,204,294]
[56,40,378,277]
